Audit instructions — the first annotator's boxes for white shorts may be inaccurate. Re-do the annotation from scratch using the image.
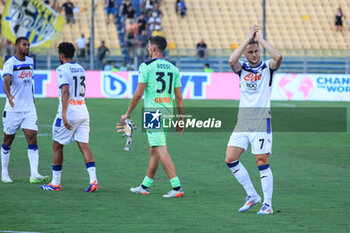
[2,110,38,135]
[227,118,272,155]
[52,114,90,145]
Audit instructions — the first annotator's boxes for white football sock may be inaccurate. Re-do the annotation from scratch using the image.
[87,167,97,184]
[1,145,11,177]
[52,165,62,186]
[227,161,259,197]
[259,165,273,206]
[28,145,39,178]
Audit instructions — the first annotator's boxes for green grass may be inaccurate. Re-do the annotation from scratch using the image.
[0,98,349,233]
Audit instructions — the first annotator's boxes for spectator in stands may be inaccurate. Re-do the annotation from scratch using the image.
[86,37,91,57]
[125,21,137,65]
[203,63,214,73]
[152,3,163,17]
[97,40,110,70]
[145,0,154,16]
[138,13,147,35]
[196,39,208,59]
[136,30,149,64]
[4,40,15,57]
[105,0,117,24]
[125,4,137,27]
[76,34,87,64]
[335,7,346,32]
[178,0,186,18]
[104,61,113,71]
[148,11,162,32]
[175,0,180,14]
[62,0,75,25]
[120,60,127,71]
[110,61,120,71]
[140,0,146,14]
[119,0,131,29]
[51,0,60,12]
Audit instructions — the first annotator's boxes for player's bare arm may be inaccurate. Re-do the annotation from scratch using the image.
[61,85,72,130]
[174,87,184,135]
[229,25,259,72]
[121,83,147,122]
[256,32,283,70]
[3,75,15,107]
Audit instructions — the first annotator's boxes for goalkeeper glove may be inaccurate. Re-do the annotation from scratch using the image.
[116,118,136,151]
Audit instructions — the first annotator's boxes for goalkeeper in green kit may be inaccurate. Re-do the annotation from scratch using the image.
[120,36,184,198]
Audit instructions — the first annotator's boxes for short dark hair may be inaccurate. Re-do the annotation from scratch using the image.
[148,36,167,52]
[58,42,75,59]
[248,39,259,46]
[15,37,29,45]
[204,63,210,68]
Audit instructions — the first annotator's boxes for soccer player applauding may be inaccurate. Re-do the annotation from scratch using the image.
[225,25,282,214]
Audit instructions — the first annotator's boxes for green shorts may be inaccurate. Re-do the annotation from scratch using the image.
[147,128,167,147]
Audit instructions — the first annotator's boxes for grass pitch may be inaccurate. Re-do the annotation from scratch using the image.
[0,98,349,233]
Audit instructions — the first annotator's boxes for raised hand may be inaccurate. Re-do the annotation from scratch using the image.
[248,24,260,41]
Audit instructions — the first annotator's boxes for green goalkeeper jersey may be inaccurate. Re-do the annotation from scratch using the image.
[138,58,181,109]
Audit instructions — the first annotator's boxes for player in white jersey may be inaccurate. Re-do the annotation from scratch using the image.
[1,37,49,184]
[40,42,98,192]
[225,25,282,214]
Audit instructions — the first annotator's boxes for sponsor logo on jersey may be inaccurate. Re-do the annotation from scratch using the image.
[154,97,171,103]
[69,99,85,105]
[246,82,257,91]
[243,73,262,82]
[18,70,33,79]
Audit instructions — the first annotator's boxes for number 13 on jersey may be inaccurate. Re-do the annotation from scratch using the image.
[73,76,86,97]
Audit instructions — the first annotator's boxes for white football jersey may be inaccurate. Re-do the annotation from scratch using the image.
[56,62,89,119]
[2,56,36,112]
[236,60,276,119]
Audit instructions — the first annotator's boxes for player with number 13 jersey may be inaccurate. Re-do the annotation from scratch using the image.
[55,62,88,132]
[41,42,97,192]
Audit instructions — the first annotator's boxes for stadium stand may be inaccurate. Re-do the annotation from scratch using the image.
[161,0,350,50]
[20,0,350,73]
[56,0,120,50]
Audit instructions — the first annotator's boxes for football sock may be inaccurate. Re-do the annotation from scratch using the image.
[1,144,11,177]
[141,176,153,189]
[28,145,39,178]
[52,164,62,186]
[258,164,273,206]
[227,160,259,197]
[170,176,181,190]
[86,162,97,184]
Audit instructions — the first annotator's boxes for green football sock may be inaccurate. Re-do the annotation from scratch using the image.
[142,176,153,188]
[170,176,181,188]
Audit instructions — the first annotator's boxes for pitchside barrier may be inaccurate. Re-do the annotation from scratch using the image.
[0,71,349,101]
